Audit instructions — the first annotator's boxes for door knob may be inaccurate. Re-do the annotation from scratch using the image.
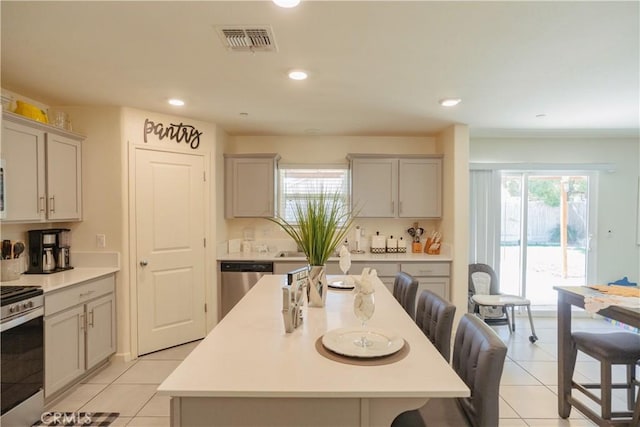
[140,260,148,267]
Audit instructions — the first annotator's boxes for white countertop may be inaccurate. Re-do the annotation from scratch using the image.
[158,274,468,399]
[218,251,452,262]
[0,267,120,293]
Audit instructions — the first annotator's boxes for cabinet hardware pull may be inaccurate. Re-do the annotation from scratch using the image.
[79,290,95,298]
[88,310,94,327]
[399,201,403,214]
[391,201,394,214]
[79,313,85,330]
[49,196,55,213]
[39,196,45,212]
[420,270,433,274]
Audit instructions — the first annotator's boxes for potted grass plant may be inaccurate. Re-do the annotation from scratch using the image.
[268,191,356,307]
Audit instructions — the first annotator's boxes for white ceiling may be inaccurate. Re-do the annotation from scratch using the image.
[1,1,638,137]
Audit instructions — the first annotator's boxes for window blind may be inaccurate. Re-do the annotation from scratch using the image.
[278,166,349,223]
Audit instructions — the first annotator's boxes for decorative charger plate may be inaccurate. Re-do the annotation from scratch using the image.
[321,327,404,358]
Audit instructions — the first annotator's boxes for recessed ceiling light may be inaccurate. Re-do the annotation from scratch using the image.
[439,98,461,107]
[288,70,308,80]
[273,0,300,8]
[168,99,185,106]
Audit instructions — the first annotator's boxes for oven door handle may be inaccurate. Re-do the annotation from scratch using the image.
[1,307,44,332]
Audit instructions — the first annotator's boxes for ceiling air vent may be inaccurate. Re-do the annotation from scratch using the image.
[216,26,278,52]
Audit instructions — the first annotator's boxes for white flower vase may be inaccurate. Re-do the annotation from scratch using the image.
[307,265,327,307]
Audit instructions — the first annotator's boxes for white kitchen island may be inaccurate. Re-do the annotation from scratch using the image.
[158,274,469,427]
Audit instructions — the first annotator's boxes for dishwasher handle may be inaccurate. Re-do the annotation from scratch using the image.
[220,262,274,273]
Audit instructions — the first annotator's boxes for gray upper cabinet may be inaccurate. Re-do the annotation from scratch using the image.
[397,158,442,218]
[349,154,442,219]
[1,112,83,222]
[351,157,397,217]
[45,133,82,221]
[224,153,280,218]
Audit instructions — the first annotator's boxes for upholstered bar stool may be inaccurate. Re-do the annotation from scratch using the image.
[566,331,640,426]
[393,272,418,319]
[415,290,456,362]
[392,314,508,427]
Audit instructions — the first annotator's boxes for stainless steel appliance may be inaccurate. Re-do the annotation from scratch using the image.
[219,261,273,320]
[26,229,73,274]
[1,285,44,426]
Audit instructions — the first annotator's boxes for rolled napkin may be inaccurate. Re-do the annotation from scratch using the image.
[339,245,351,273]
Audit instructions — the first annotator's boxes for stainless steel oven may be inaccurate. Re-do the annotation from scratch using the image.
[1,285,44,427]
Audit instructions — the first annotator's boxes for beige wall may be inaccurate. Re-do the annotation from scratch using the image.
[60,106,123,252]
[437,125,470,323]
[215,127,230,245]
[226,135,437,163]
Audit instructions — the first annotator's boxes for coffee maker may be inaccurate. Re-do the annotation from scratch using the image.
[26,228,73,274]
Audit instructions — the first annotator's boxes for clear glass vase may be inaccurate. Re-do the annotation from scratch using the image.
[307,265,327,307]
[353,292,375,347]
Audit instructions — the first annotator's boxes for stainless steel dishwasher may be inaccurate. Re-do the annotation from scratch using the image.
[219,261,273,320]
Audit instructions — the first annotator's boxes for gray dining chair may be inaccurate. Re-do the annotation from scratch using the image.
[393,272,418,319]
[415,290,456,362]
[392,313,508,427]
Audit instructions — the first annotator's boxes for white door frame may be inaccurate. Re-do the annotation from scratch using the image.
[128,143,211,359]
[499,169,597,306]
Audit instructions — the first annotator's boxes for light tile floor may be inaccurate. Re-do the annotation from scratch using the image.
[47,315,634,426]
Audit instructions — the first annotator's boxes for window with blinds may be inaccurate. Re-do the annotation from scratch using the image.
[278,166,350,223]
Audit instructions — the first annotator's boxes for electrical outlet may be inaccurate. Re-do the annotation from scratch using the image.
[96,234,106,248]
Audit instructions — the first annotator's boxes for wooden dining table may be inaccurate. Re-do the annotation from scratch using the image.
[554,285,640,418]
[158,274,469,427]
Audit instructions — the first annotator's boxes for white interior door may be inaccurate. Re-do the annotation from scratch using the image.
[135,148,206,355]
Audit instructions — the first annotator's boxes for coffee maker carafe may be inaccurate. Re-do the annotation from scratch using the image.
[43,247,55,272]
[26,228,73,274]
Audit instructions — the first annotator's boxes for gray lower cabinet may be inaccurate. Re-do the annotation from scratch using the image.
[351,261,451,313]
[273,260,450,315]
[401,262,451,301]
[273,261,342,275]
[44,274,116,398]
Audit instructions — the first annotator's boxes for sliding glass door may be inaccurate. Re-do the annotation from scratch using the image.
[500,173,593,306]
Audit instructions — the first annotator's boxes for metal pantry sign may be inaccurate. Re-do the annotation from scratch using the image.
[143,118,203,149]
